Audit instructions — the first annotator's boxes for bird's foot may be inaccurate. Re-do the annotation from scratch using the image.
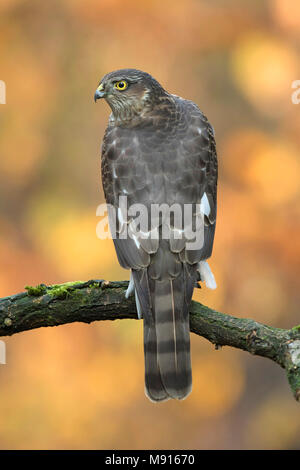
[125,274,135,299]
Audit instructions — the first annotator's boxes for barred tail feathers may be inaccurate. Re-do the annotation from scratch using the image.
[133,269,193,402]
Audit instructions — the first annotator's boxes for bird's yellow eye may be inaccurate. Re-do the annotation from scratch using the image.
[114,80,128,91]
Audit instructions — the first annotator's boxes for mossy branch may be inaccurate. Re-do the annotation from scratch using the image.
[0,279,300,401]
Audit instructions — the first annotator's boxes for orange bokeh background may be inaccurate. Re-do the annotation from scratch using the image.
[0,0,300,449]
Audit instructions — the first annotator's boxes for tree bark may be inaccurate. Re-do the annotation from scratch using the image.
[0,279,299,401]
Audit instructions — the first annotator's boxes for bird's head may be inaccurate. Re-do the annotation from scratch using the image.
[94,69,167,121]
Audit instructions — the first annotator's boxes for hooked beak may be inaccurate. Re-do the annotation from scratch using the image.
[94,84,105,102]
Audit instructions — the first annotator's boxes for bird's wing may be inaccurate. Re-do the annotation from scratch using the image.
[174,99,218,266]
[101,123,160,271]
[101,102,217,269]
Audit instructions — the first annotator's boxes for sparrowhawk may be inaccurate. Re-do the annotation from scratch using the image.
[94,69,218,402]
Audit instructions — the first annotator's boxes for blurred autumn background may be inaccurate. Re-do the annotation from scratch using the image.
[0,0,300,450]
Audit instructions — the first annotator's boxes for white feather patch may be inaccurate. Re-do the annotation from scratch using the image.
[117,207,124,225]
[198,261,217,289]
[131,233,140,249]
[200,192,210,217]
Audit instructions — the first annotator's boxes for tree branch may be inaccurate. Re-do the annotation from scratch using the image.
[0,279,300,401]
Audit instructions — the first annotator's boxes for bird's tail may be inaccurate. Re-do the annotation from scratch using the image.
[133,268,194,402]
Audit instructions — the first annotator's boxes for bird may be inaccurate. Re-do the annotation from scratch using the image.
[94,69,218,402]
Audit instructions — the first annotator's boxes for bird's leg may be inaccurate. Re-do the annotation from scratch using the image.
[125,272,135,298]
[125,272,142,318]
